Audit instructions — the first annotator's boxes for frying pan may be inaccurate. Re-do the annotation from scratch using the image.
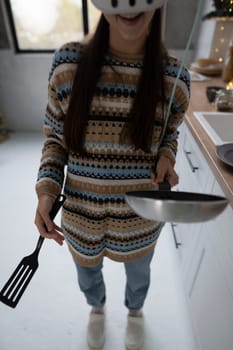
[125,183,228,223]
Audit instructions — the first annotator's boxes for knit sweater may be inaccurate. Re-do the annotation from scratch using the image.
[36,42,190,266]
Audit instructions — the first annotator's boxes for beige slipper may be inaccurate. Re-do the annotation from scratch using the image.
[125,314,144,350]
[87,312,105,349]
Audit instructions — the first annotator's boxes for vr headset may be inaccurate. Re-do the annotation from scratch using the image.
[91,0,166,14]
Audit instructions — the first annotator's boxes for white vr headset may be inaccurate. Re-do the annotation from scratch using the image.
[91,0,166,14]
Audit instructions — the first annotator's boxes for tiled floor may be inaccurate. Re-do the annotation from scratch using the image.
[0,132,196,350]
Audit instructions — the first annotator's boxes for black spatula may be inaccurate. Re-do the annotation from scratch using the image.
[0,194,66,308]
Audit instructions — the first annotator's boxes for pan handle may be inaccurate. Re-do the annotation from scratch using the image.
[158,181,171,191]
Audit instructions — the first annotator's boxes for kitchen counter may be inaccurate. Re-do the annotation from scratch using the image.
[185,78,233,208]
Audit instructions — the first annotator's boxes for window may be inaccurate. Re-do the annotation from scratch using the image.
[5,0,100,52]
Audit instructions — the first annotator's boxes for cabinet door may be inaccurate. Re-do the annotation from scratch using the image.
[175,123,212,193]
[205,181,233,296]
[174,123,214,278]
[173,123,233,350]
[186,222,233,350]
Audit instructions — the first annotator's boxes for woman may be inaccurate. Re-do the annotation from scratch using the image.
[35,1,190,349]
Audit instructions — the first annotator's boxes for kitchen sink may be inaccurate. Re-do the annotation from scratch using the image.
[193,111,233,145]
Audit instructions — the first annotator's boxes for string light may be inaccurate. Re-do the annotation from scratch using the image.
[204,2,233,63]
[203,0,233,19]
[226,80,233,89]
[211,15,233,63]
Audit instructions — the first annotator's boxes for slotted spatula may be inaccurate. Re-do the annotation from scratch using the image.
[0,194,66,308]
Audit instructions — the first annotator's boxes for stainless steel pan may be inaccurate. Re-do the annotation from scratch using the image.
[125,183,228,223]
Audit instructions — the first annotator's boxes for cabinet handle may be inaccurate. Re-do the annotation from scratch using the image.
[171,223,182,249]
[184,150,199,173]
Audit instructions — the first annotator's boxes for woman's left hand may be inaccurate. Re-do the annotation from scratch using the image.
[151,155,179,187]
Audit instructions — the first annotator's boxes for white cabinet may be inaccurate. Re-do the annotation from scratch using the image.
[210,181,233,270]
[186,187,233,350]
[187,223,233,350]
[174,122,233,350]
[174,123,214,279]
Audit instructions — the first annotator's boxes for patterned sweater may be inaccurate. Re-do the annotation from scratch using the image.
[36,42,190,266]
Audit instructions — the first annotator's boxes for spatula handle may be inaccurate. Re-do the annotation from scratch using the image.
[49,194,66,220]
[36,194,66,252]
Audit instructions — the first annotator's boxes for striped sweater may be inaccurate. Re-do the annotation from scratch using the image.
[36,42,190,266]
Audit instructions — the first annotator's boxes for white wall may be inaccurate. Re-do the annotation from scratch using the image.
[0,50,52,131]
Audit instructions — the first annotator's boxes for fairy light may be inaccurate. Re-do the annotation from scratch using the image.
[208,2,233,63]
[226,80,233,90]
[213,23,226,62]
[229,0,233,13]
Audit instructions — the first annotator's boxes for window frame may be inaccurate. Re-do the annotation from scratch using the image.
[4,0,90,54]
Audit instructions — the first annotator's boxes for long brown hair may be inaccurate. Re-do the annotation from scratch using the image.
[64,10,168,153]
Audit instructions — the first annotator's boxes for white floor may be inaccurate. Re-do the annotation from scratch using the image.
[0,132,196,350]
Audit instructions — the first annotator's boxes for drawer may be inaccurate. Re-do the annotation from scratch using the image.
[182,125,212,192]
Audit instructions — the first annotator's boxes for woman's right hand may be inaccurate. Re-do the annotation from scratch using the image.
[34,194,64,246]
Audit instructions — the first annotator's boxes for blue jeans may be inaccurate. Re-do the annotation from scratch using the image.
[74,250,154,311]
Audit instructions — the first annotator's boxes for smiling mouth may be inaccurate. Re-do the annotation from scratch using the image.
[118,13,143,22]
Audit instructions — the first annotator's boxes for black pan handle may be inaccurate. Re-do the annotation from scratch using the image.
[158,181,171,191]
[151,162,171,191]
[35,194,66,252]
